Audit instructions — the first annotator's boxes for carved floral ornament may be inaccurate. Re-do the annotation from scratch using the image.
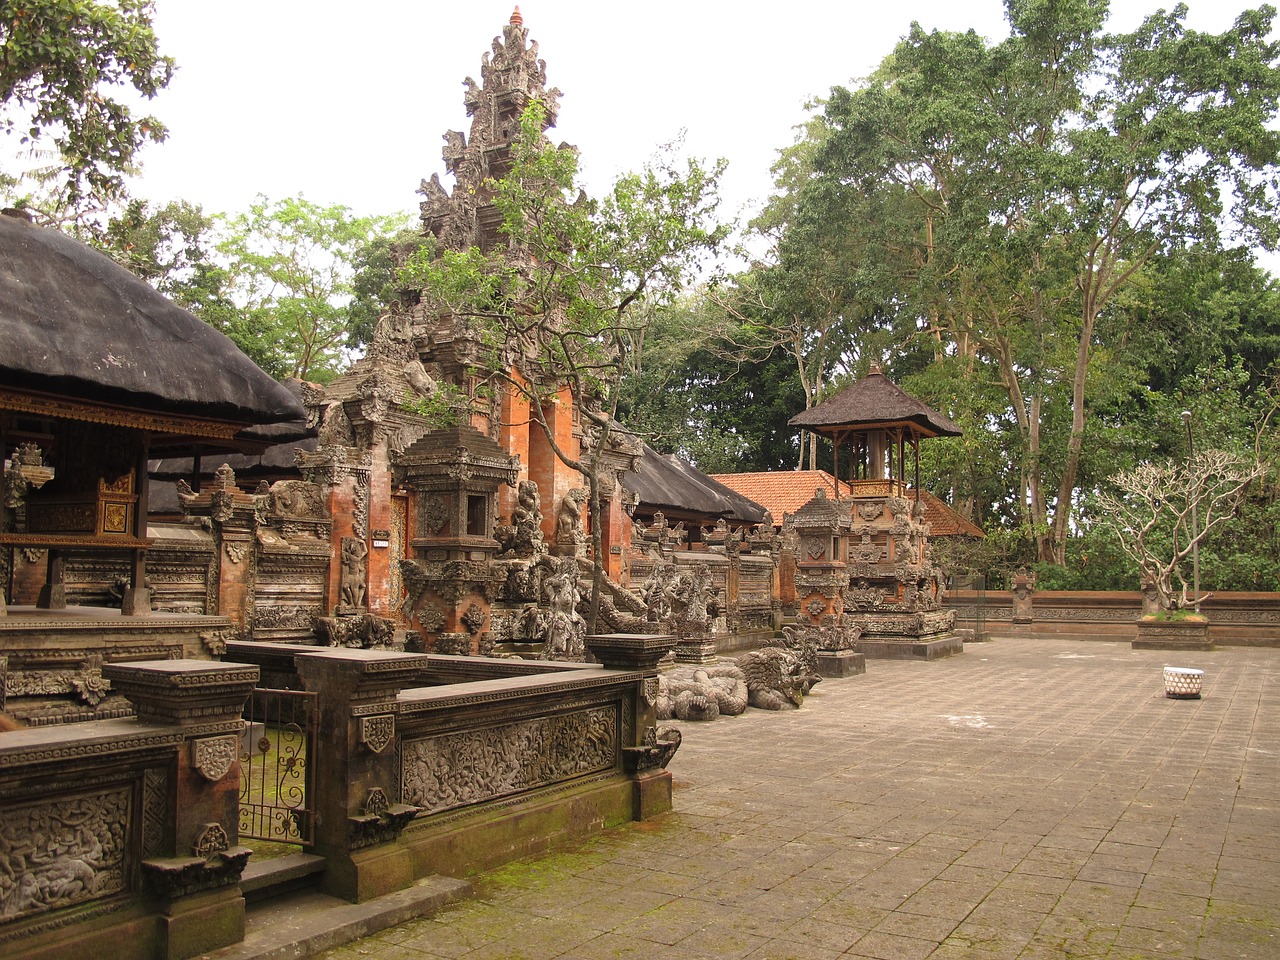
[192,734,240,782]
[643,676,659,707]
[193,822,231,859]
[361,714,396,754]
[364,786,390,817]
[461,602,487,635]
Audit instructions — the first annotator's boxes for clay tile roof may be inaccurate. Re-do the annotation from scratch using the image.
[789,370,962,438]
[707,470,843,520]
[624,445,767,524]
[709,470,985,538]
[0,214,305,426]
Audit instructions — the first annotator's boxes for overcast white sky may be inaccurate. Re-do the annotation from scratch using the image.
[132,1,1258,231]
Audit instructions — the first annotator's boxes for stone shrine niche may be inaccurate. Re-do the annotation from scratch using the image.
[394,425,519,655]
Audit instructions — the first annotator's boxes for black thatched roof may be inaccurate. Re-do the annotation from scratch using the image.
[149,380,316,479]
[623,444,767,524]
[0,213,305,426]
[789,369,961,438]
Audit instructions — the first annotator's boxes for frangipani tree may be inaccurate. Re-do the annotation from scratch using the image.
[1095,449,1265,613]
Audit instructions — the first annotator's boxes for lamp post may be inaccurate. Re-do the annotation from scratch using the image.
[1181,410,1200,613]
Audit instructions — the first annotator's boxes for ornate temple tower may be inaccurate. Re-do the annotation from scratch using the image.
[788,367,964,660]
[305,9,639,650]
[413,8,601,553]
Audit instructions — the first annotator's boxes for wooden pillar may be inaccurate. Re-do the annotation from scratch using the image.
[122,441,151,615]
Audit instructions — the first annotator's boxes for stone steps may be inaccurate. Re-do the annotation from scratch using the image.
[205,854,471,960]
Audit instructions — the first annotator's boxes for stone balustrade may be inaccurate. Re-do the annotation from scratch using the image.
[1,659,259,960]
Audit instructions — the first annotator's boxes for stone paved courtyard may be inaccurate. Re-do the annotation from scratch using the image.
[315,638,1280,959]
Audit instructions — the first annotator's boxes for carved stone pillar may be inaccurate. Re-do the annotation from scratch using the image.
[1011,568,1036,624]
[585,633,680,819]
[298,444,373,621]
[102,659,259,959]
[294,648,427,902]
[176,463,260,631]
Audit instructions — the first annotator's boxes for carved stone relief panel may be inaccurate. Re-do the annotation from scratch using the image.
[401,705,617,815]
[0,787,130,922]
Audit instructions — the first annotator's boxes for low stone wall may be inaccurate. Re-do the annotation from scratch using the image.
[1,660,258,960]
[0,610,237,725]
[951,589,1280,647]
[227,636,676,901]
[397,664,657,876]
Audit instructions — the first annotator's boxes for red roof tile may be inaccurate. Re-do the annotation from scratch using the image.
[708,471,985,538]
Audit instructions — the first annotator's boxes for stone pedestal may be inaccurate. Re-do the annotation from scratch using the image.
[586,633,680,823]
[1133,617,1213,651]
[817,649,866,678]
[674,634,717,664]
[103,659,260,958]
[294,648,428,902]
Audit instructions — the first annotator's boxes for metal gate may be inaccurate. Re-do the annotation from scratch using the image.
[239,688,318,847]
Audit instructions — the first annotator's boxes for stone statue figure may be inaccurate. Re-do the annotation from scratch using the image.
[555,488,587,549]
[338,537,368,610]
[540,557,585,661]
[512,480,545,558]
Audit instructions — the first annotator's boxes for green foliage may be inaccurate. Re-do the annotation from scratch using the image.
[99,198,218,298]
[1093,449,1265,610]
[346,225,432,349]
[0,0,174,205]
[399,383,471,430]
[408,100,728,420]
[218,195,406,383]
[787,1,1280,566]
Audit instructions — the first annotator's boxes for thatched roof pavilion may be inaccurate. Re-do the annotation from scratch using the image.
[788,366,961,502]
[0,212,306,613]
[623,444,767,531]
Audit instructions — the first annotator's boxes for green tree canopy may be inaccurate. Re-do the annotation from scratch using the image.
[217,196,407,383]
[804,0,1280,564]
[0,0,174,206]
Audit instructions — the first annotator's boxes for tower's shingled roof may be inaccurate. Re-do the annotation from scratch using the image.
[789,369,961,438]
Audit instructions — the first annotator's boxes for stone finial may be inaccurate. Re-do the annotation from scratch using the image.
[510,6,523,25]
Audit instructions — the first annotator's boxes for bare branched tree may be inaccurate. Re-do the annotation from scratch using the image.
[1095,450,1265,612]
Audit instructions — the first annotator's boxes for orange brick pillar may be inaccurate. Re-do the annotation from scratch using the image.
[366,439,393,618]
[498,376,533,523]
[531,385,579,546]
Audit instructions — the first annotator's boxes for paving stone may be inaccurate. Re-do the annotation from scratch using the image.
[305,639,1280,960]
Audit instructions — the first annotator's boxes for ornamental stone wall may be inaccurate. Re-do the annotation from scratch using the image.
[951,589,1280,646]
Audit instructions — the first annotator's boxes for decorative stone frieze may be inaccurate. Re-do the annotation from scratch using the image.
[401,705,618,815]
[0,787,130,922]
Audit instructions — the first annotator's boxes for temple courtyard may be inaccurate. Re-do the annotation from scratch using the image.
[219,636,1280,960]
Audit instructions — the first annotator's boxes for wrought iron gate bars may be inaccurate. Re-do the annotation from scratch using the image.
[238,687,318,847]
